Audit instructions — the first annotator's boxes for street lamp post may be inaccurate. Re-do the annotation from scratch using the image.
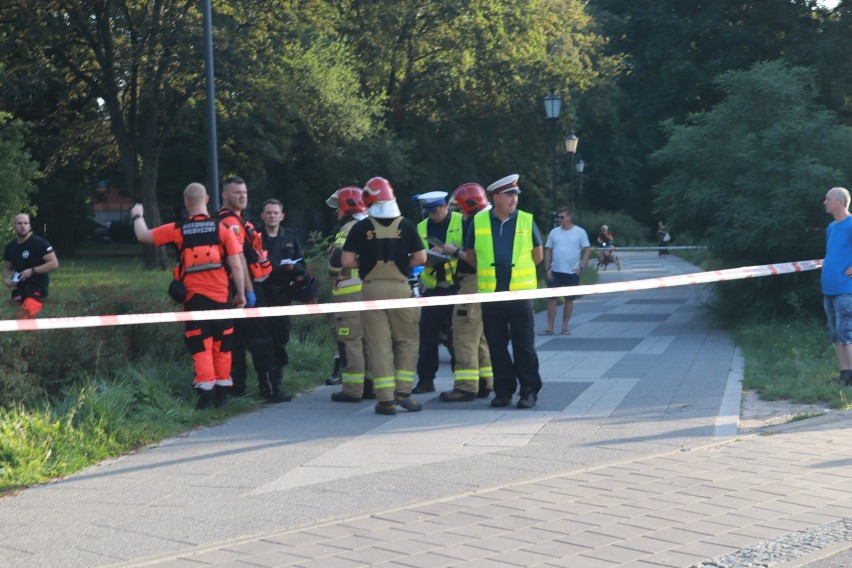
[564,132,578,211]
[575,157,585,225]
[543,89,562,227]
[202,0,220,211]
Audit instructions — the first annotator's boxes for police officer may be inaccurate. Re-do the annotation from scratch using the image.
[342,177,426,415]
[259,198,317,397]
[324,187,370,402]
[436,183,493,401]
[131,184,246,409]
[462,174,544,409]
[411,191,461,394]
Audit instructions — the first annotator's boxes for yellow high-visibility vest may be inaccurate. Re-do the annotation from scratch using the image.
[417,211,462,289]
[472,210,537,293]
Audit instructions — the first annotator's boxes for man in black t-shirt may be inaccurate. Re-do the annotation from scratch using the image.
[3,213,59,318]
[342,177,426,415]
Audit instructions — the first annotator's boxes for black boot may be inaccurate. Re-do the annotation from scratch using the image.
[362,378,376,400]
[326,353,343,385]
[213,385,229,408]
[477,378,492,399]
[195,388,215,410]
[412,380,435,394]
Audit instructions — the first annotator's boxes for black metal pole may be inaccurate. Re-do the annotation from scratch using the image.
[202,0,220,212]
[550,118,558,227]
[577,170,583,225]
[569,154,575,212]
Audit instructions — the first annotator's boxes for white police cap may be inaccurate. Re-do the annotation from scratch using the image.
[486,174,521,194]
[414,191,448,210]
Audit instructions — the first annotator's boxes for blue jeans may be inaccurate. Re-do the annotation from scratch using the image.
[824,294,852,344]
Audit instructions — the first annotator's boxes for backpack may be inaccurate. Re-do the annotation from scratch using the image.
[217,209,272,282]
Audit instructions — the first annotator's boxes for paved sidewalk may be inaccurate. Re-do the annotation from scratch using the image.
[2,251,850,567]
[121,412,852,568]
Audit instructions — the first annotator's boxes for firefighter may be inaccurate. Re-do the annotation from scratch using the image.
[437,183,493,401]
[130,183,246,409]
[341,177,426,415]
[324,187,370,402]
[410,191,461,394]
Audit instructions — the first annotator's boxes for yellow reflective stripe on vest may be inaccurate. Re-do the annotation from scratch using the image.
[473,210,537,292]
[331,282,362,296]
[417,212,462,289]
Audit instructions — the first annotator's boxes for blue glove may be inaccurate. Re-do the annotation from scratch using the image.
[245,290,256,308]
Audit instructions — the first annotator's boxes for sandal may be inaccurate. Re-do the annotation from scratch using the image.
[539,329,553,336]
[561,329,571,335]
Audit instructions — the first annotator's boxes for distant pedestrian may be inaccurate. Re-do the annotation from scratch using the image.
[657,220,670,256]
[342,177,426,415]
[131,184,246,409]
[542,207,590,336]
[821,187,852,386]
[463,174,544,409]
[3,213,59,318]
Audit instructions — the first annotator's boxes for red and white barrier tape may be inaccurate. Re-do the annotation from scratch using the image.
[0,259,822,332]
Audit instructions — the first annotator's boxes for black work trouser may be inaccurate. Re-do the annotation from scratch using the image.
[481,299,542,399]
[416,287,456,382]
[231,285,276,395]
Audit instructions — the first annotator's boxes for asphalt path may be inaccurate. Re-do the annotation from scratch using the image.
[0,251,752,567]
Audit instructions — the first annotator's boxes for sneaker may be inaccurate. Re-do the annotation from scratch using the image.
[394,392,422,412]
[490,395,511,408]
[325,374,343,386]
[412,381,435,394]
[375,401,397,415]
[439,389,475,402]
[331,392,362,403]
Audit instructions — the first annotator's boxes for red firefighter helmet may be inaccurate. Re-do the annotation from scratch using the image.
[362,177,396,205]
[327,186,367,216]
[452,183,489,216]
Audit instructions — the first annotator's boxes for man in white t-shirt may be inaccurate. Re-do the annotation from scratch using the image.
[542,207,590,335]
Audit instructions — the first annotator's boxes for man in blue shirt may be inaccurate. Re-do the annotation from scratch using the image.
[821,187,852,385]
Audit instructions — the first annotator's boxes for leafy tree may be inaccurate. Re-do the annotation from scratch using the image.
[652,60,852,318]
[0,113,38,236]
[315,0,620,222]
[0,0,216,267]
[588,0,831,224]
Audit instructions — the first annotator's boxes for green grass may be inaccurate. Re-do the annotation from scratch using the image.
[673,249,852,410]
[0,252,335,493]
[733,318,851,408]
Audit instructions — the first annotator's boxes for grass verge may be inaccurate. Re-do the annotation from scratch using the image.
[673,250,852,410]
[0,252,334,493]
[733,318,851,408]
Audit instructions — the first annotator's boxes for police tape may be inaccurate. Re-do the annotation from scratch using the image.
[595,245,706,250]
[0,259,823,333]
